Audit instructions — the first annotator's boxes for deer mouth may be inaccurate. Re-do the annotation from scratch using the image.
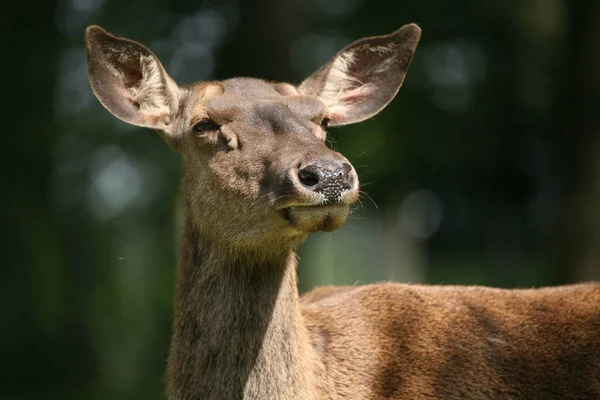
[282,204,350,232]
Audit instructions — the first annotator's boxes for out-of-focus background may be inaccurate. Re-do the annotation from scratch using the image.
[3,0,600,398]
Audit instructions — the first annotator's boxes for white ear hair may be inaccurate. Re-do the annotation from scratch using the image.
[127,54,173,116]
[318,51,375,119]
[298,24,421,126]
[85,25,181,132]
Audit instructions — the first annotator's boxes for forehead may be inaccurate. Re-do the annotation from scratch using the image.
[221,77,290,97]
[188,78,326,122]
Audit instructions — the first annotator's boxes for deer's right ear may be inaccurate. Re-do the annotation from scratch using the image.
[85,26,181,137]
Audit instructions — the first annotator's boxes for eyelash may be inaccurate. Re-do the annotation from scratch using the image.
[193,119,221,133]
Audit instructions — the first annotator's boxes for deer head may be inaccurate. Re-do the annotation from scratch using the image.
[85,24,421,252]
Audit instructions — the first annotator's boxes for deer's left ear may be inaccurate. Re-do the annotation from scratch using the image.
[298,23,421,126]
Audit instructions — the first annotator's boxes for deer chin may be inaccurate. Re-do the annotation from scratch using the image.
[282,204,350,233]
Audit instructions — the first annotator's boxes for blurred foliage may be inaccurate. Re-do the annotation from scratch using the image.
[2,0,600,398]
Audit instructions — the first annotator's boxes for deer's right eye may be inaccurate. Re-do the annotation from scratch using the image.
[193,119,221,133]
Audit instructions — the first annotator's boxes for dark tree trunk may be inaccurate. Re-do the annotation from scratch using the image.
[553,1,600,282]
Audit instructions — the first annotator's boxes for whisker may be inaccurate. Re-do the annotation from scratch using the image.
[359,190,379,210]
[355,149,368,158]
[248,193,272,209]
[356,198,365,211]
[249,191,290,210]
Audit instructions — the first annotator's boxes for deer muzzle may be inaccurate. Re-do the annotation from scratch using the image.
[279,153,359,232]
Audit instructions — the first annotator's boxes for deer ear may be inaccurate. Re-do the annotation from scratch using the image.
[85,25,181,134]
[298,23,421,126]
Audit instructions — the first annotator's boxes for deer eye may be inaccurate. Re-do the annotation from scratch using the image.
[193,119,221,133]
[320,118,330,130]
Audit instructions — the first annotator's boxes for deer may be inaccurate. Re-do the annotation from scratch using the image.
[84,23,600,400]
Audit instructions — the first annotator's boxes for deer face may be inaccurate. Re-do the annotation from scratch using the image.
[178,78,359,235]
[85,25,420,248]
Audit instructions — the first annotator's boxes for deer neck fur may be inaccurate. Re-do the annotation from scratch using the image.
[166,217,318,400]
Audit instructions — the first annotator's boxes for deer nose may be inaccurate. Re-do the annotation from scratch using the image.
[297,160,356,202]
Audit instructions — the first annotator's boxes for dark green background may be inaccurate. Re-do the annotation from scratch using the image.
[3,0,600,398]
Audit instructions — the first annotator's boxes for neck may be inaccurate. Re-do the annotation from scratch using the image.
[166,220,316,400]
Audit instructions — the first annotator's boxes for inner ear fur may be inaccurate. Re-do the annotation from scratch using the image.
[298,23,421,126]
[85,25,181,133]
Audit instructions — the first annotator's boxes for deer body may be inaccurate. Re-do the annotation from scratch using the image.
[85,24,600,399]
[303,283,600,399]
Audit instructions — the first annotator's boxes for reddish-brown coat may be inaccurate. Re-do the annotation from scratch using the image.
[85,23,600,400]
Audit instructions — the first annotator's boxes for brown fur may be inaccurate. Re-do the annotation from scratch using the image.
[84,24,600,399]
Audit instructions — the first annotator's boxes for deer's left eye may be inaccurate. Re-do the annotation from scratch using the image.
[320,118,330,130]
[193,119,221,133]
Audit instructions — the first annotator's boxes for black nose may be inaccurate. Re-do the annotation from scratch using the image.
[298,162,354,202]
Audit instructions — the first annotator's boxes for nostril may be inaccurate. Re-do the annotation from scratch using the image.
[298,165,321,187]
[341,163,352,175]
[339,163,354,182]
